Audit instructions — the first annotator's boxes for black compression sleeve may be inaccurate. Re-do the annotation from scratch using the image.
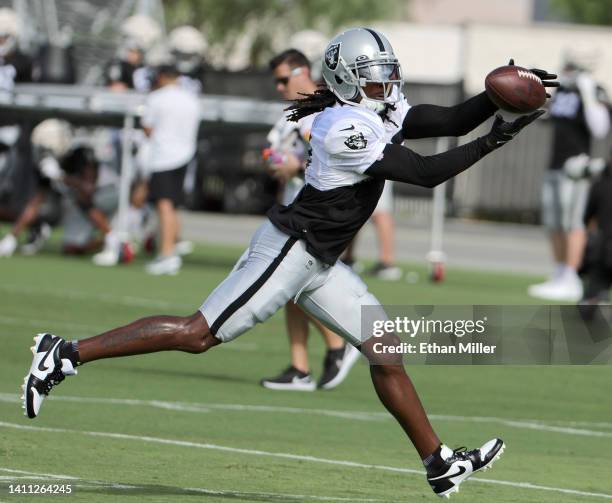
[364,138,494,188]
[402,92,498,139]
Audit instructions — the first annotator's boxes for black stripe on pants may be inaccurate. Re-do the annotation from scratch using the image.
[209,236,298,336]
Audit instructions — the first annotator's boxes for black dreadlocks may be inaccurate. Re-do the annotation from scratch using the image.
[286,87,399,127]
[286,88,338,122]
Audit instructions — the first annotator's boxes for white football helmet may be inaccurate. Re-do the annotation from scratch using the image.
[31,119,73,159]
[120,15,162,53]
[322,27,402,113]
[169,26,207,55]
[168,25,206,74]
[0,8,19,57]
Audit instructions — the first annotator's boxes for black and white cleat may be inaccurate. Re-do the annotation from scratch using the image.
[22,333,76,419]
[427,439,505,498]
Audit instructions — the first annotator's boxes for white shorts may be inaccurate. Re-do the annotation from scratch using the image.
[200,220,384,346]
[542,170,590,232]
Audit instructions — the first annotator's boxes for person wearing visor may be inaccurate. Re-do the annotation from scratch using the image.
[22,27,557,499]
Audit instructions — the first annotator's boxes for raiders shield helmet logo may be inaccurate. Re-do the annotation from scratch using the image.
[325,43,340,71]
[344,132,368,150]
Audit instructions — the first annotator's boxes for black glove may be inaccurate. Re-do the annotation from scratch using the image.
[483,110,545,150]
[508,58,559,98]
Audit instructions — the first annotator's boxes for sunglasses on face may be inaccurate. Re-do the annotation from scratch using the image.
[274,67,303,86]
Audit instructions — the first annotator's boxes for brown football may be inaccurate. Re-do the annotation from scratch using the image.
[485,65,546,113]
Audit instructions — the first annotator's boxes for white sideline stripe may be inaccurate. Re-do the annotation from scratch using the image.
[0,393,381,422]
[1,422,611,500]
[1,393,611,437]
[0,467,381,501]
[428,414,612,438]
[0,468,78,479]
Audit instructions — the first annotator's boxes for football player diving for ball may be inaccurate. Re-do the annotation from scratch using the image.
[21,28,558,498]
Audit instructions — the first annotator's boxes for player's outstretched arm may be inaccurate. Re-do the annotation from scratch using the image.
[401,92,498,139]
[401,60,558,140]
[366,111,544,187]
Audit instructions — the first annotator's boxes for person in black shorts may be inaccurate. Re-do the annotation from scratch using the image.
[141,61,201,275]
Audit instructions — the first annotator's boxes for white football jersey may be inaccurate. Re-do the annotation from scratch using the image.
[267,113,315,156]
[306,93,410,191]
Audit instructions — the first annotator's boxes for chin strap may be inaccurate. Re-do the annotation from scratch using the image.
[362,99,387,113]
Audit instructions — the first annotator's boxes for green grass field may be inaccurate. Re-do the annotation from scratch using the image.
[1,241,611,502]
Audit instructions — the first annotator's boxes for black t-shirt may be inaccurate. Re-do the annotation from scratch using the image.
[548,85,590,170]
[0,50,32,90]
[104,59,151,92]
[268,178,384,265]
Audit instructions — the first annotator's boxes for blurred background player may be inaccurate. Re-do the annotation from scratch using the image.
[104,14,162,92]
[578,148,612,313]
[0,7,32,218]
[0,8,31,90]
[529,56,610,301]
[140,58,201,275]
[260,48,360,390]
[93,14,163,266]
[168,25,207,95]
[59,145,119,255]
[0,119,70,257]
[0,120,118,257]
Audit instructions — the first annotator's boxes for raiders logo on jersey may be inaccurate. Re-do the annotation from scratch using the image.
[344,132,367,150]
[325,43,340,70]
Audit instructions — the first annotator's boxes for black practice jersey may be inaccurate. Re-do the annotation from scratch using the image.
[0,50,32,90]
[104,59,151,92]
[548,85,590,170]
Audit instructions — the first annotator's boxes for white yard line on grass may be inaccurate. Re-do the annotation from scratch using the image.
[1,393,610,437]
[0,467,383,501]
[1,422,611,500]
[0,468,78,479]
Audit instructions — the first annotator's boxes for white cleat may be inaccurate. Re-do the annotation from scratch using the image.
[175,240,194,256]
[145,255,182,276]
[22,333,76,418]
[0,233,17,257]
[528,276,583,302]
[427,439,505,498]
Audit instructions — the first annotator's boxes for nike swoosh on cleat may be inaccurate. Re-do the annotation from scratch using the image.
[339,125,355,131]
[429,465,467,482]
[37,340,61,372]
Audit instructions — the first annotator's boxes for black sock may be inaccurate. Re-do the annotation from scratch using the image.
[423,444,448,472]
[59,340,80,367]
[326,346,345,357]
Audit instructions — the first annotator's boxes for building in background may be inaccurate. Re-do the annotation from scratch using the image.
[408,0,533,25]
